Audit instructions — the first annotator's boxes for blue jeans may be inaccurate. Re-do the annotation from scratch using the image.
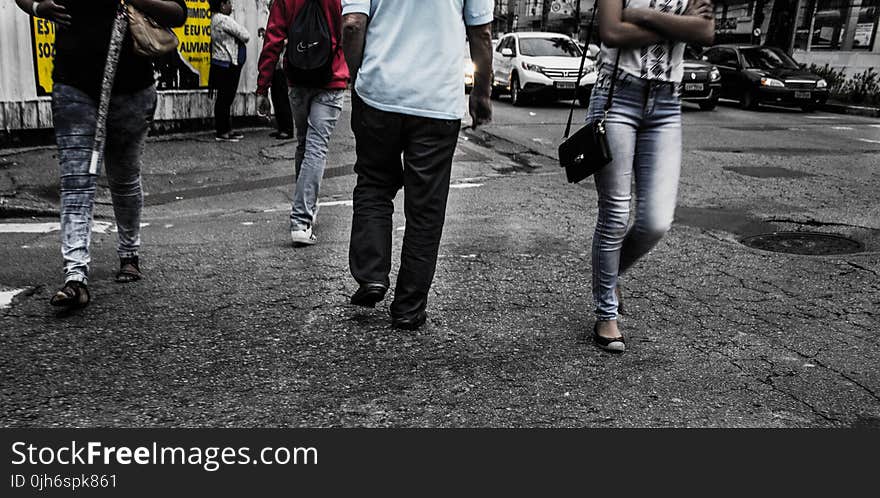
[52,83,157,284]
[586,70,682,320]
[289,87,344,230]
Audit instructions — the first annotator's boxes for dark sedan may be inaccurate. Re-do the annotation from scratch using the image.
[682,47,722,110]
[702,45,829,111]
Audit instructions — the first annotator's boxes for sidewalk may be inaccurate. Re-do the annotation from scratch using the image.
[822,99,880,118]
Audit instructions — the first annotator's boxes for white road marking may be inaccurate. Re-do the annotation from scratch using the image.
[450,183,484,189]
[318,200,353,207]
[0,288,26,309]
[805,116,839,120]
[831,126,854,130]
[0,221,113,234]
[241,222,255,226]
[164,224,174,228]
[869,124,880,128]
[858,138,880,144]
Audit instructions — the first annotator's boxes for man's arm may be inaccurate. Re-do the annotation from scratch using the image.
[466,22,493,127]
[341,13,368,85]
[256,0,289,115]
[15,0,71,26]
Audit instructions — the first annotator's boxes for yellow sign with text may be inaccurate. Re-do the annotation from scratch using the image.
[32,17,57,95]
[172,0,212,88]
[30,0,213,94]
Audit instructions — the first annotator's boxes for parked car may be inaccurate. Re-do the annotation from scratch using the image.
[702,44,828,111]
[682,46,722,110]
[492,32,598,107]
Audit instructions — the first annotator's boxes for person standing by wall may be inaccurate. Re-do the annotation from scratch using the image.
[210,0,250,142]
[256,0,349,246]
[341,0,494,330]
[14,0,188,309]
[586,0,714,352]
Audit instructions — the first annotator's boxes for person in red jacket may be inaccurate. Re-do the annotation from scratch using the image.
[256,0,349,246]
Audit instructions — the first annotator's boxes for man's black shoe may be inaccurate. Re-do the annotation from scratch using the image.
[350,283,388,307]
[391,311,427,331]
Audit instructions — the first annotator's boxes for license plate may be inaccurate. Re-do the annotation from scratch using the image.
[684,83,704,91]
[555,81,576,89]
[794,91,811,99]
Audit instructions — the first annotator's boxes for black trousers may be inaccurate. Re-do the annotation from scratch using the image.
[270,67,293,134]
[210,63,242,135]
[349,94,461,319]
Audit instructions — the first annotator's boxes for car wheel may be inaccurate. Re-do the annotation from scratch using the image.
[490,83,501,100]
[510,74,525,107]
[740,91,758,110]
[699,99,717,111]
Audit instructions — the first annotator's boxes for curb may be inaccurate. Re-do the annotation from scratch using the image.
[821,102,880,118]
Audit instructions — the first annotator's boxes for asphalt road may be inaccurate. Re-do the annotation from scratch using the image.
[1,94,878,427]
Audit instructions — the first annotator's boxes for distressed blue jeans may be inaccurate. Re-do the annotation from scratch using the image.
[52,83,156,284]
[289,87,344,231]
[586,70,682,320]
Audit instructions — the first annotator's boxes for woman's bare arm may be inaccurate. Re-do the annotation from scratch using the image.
[15,0,72,26]
[128,0,187,28]
[623,0,715,46]
[597,0,664,48]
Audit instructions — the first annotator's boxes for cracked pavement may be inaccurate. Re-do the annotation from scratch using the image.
[1,95,879,427]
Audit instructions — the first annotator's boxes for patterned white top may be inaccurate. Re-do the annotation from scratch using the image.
[600,0,689,83]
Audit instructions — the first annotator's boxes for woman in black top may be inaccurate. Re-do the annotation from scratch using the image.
[16,0,187,309]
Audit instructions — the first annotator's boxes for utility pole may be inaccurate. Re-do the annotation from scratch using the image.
[541,0,552,31]
[573,0,582,41]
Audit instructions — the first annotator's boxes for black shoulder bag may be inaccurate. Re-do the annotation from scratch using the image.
[558,8,620,184]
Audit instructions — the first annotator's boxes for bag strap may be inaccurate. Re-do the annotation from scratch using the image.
[603,51,621,114]
[563,6,598,139]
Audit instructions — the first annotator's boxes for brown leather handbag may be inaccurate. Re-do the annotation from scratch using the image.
[126,2,179,57]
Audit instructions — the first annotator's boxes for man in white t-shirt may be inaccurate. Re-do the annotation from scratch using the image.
[341,0,494,330]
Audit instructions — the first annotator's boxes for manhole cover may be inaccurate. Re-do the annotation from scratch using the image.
[741,232,864,255]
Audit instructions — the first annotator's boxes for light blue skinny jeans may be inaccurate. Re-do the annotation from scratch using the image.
[586,69,682,321]
[288,87,344,231]
[52,83,156,285]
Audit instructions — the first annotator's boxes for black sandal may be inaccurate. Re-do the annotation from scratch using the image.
[50,281,90,308]
[115,256,143,283]
[592,322,626,353]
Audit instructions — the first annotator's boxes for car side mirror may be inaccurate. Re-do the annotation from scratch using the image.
[501,48,514,57]
[798,62,807,69]
[701,55,709,61]
[587,44,600,58]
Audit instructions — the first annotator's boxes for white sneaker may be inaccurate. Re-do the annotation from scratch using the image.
[291,226,317,246]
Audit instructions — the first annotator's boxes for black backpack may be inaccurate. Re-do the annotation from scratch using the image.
[285,0,336,88]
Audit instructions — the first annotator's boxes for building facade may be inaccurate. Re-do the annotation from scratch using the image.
[493,0,879,75]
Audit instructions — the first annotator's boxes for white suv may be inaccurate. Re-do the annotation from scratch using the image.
[492,32,598,107]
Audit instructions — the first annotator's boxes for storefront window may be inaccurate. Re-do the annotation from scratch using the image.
[796,0,879,50]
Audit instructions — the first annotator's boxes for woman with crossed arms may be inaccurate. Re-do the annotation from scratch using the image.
[587,0,714,352]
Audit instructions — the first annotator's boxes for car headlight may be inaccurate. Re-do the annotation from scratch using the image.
[816,79,827,89]
[709,67,721,82]
[464,62,475,78]
[760,77,785,88]
[522,62,544,73]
